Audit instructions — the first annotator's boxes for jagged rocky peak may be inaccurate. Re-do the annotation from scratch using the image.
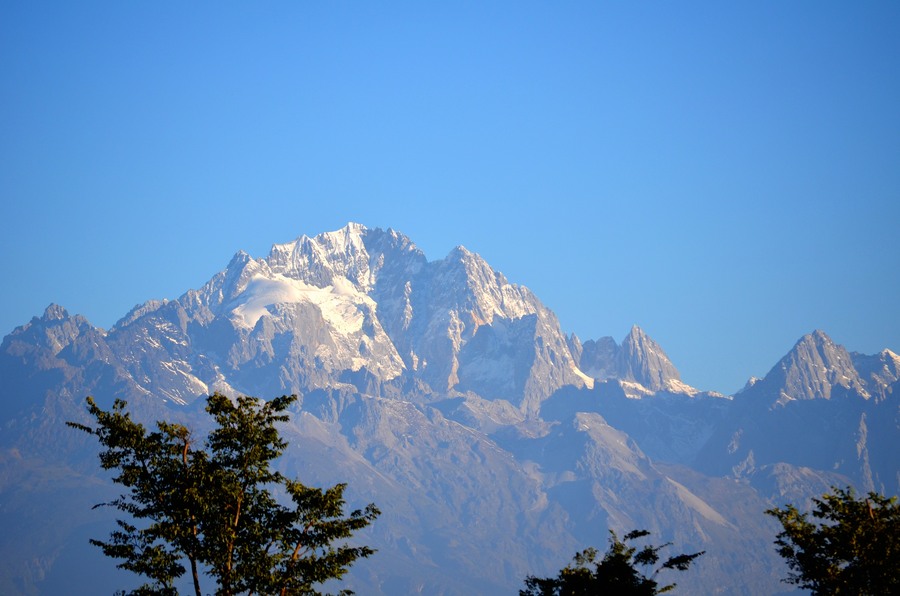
[579,336,618,379]
[363,226,427,281]
[33,303,96,333]
[618,325,683,392]
[741,376,762,392]
[851,349,900,402]
[111,299,170,331]
[264,223,427,293]
[406,243,582,410]
[2,303,104,357]
[217,250,261,304]
[578,326,684,393]
[41,303,70,321]
[765,330,867,402]
[209,253,276,317]
[434,245,536,325]
[265,223,369,289]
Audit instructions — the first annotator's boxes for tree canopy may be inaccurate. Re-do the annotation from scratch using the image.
[69,393,379,596]
[520,529,704,595]
[766,486,900,595]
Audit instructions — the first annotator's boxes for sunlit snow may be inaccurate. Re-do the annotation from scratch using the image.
[230,273,367,333]
[571,365,595,389]
[664,378,700,396]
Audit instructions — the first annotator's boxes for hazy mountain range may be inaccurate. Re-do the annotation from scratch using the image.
[1,223,898,594]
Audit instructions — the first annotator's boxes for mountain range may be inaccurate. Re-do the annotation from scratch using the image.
[1,223,898,594]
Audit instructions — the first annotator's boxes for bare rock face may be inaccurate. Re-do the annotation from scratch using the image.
[727,330,894,410]
[369,243,587,413]
[578,326,685,393]
[617,326,683,391]
[578,335,618,379]
[764,330,867,404]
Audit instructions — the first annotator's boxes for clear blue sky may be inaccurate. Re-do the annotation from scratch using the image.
[2,1,898,394]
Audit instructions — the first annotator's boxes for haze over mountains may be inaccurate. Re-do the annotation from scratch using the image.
[1,223,898,595]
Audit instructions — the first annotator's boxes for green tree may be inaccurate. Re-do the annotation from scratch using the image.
[68,393,379,596]
[520,529,704,595]
[766,486,900,595]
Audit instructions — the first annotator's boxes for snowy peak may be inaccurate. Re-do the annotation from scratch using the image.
[265,223,428,296]
[267,223,374,291]
[217,238,378,332]
[121,223,582,407]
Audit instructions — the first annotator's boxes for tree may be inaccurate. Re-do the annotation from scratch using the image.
[766,486,900,595]
[68,393,380,596]
[520,529,704,595]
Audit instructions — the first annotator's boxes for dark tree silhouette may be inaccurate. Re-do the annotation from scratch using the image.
[520,529,704,595]
[69,393,379,596]
[766,486,900,595]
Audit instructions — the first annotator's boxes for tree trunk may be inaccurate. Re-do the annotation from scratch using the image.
[190,557,202,596]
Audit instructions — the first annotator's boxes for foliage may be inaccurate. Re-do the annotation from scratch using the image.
[520,529,704,595]
[68,393,379,596]
[766,486,900,595]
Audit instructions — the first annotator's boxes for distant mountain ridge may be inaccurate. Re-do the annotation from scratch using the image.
[1,223,897,595]
[572,325,689,395]
[10,224,652,415]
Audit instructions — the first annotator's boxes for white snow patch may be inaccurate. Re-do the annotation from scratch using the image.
[664,378,700,396]
[230,273,367,333]
[571,365,595,389]
[620,380,653,399]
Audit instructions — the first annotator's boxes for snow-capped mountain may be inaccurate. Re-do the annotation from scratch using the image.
[94,224,590,414]
[1,224,897,595]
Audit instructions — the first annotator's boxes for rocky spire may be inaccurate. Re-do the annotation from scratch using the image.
[616,325,682,391]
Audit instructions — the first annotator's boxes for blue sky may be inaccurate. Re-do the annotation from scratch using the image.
[2,1,898,394]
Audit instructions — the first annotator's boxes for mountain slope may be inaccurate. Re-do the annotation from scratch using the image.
[696,330,900,497]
